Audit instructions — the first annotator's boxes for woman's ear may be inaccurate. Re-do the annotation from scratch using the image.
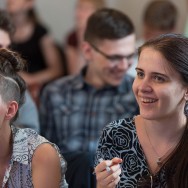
[5,101,18,120]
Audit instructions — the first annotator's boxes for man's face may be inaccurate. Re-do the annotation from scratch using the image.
[83,34,136,88]
[6,0,33,14]
[0,29,11,48]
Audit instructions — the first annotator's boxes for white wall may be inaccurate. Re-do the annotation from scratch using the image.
[1,0,187,44]
[35,0,188,44]
[0,0,5,8]
[111,0,187,38]
[35,0,77,44]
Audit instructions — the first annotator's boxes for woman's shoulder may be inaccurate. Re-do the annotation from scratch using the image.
[105,116,136,132]
[33,23,48,40]
[12,126,53,151]
[13,127,66,163]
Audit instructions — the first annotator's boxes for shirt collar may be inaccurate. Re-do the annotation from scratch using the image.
[68,66,86,90]
[72,66,133,93]
[11,126,29,165]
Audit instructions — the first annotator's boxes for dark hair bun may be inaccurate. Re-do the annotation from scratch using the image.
[0,48,27,122]
[0,48,26,75]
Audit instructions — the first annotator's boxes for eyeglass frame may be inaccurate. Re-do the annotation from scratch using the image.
[89,42,136,66]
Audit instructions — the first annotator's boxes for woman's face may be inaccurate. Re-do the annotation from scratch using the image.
[132,47,187,120]
[6,0,34,14]
[75,0,96,30]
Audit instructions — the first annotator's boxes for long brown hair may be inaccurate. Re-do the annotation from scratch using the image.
[138,33,188,187]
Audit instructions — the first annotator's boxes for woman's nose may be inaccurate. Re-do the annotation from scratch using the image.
[138,78,153,93]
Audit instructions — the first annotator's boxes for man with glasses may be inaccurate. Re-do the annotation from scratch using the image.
[40,8,138,188]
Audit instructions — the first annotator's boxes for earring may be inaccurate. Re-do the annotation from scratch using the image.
[184,100,188,117]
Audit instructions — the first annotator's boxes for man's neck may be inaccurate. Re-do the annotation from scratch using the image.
[85,68,105,89]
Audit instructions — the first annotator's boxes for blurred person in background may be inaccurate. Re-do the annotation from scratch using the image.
[6,0,64,105]
[0,9,39,132]
[40,8,138,188]
[64,0,105,75]
[127,0,178,77]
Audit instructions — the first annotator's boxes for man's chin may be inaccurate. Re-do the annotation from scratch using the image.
[108,79,122,87]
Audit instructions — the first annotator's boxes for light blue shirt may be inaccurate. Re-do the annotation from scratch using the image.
[14,90,40,133]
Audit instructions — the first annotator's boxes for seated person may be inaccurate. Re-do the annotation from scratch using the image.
[0,48,68,187]
[65,0,105,75]
[127,0,178,77]
[0,9,39,132]
[6,0,64,104]
[40,8,138,188]
[95,33,188,187]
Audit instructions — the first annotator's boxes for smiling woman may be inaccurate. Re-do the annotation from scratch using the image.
[94,33,188,188]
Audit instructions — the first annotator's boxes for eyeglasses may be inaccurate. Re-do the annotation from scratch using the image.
[89,43,135,66]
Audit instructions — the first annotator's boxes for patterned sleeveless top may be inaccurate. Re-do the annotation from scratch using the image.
[95,117,166,187]
[2,126,68,188]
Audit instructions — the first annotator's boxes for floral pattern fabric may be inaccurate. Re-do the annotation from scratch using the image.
[2,126,68,188]
[95,117,166,187]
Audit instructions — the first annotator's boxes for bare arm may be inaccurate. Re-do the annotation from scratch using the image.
[32,143,62,188]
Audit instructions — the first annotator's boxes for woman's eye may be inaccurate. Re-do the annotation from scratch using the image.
[137,71,144,78]
[153,75,165,82]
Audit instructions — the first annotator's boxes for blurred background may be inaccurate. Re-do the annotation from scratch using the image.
[0,0,187,43]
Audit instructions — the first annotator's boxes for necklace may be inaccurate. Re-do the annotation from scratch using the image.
[144,125,179,167]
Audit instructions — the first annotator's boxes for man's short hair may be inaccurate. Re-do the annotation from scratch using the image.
[143,0,178,31]
[84,8,135,44]
[0,9,14,36]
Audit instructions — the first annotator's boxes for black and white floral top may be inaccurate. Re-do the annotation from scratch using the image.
[95,117,166,188]
[2,126,68,188]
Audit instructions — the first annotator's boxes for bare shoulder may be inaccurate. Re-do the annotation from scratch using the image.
[32,143,60,163]
[40,35,54,46]
[32,143,62,188]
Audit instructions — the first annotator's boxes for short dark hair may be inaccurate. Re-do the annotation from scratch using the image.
[143,0,178,31]
[138,33,188,188]
[0,48,26,122]
[84,8,134,44]
[0,9,14,36]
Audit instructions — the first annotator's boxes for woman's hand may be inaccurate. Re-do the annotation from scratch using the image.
[95,157,122,188]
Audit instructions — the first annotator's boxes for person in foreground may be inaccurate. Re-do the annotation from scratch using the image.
[95,33,188,187]
[0,49,68,187]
